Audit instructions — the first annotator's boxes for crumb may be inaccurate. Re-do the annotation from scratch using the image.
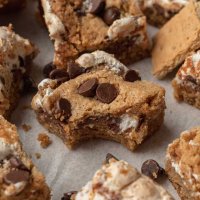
[22,105,32,110]
[22,124,32,132]
[37,133,52,149]
[35,153,41,159]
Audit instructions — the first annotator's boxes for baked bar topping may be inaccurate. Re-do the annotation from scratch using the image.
[32,51,165,151]
[40,0,150,67]
[0,116,50,199]
[68,155,174,200]
[166,128,200,199]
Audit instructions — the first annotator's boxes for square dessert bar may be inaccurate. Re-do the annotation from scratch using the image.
[0,25,37,117]
[62,154,174,200]
[32,51,166,151]
[0,115,51,200]
[138,0,188,27]
[152,0,200,79]
[0,0,26,12]
[172,51,200,109]
[166,127,200,200]
[40,0,150,68]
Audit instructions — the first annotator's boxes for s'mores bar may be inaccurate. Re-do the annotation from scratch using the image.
[32,51,165,151]
[0,0,26,12]
[0,115,51,200]
[40,0,150,68]
[172,51,200,109]
[0,25,37,117]
[152,0,200,79]
[62,154,174,200]
[166,127,200,200]
[139,0,188,27]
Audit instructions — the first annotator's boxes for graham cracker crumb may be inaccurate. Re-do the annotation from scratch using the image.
[35,153,41,159]
[22,124,32,132]
[37,133,52,149]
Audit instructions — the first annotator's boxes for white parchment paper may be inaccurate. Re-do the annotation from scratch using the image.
[1,1,199,199]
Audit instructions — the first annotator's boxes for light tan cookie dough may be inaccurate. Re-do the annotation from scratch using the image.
[40,0,150,68]
[166,127,200,200]
[0,0,25,12]
[32,51,165,151]
[172,50,200,109]
[0,25,37,117]
[152,0,200,79]
[0,115,51,200]
[62,155,174,200]
[139,0,189,27]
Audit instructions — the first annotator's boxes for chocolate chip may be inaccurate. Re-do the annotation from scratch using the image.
[124,70,141,82]
[78,78,98,97]
[57,77,70,85]
[22,76,37,94]
[43,62,56,78]
[57,98,72,120]
[185,75,197,85]
[9,156,28,171]
[141,159,165,180]
[68,62,85,79]
[61,191,77,200]
[18,56,25,67]
[106,153,118,163]
[88,0,105,14]
[4,170,30,184]
[49,69,69,81]
[96,83,118,104]
[103,7,120,25]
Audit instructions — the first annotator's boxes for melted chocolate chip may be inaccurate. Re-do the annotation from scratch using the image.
[18,56,25,67]
[141,159,165,180]
[78,78,98,97]
[68,62,85,79]
[57,98,72,120]
[49,69,69,81]
[103,7,120,26]
[22,76,37,94]
[43,62,56,78]
[4,169,30,184]
[124,70,141,82]
[96,83,118,104]
[88,0,105,14]
[61,191,77,200]
[106,153,118,163]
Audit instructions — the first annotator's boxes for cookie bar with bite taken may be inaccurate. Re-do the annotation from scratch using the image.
[32,51,165,151]
[61,154,174,200]
[0,25,37,118]
[0,0,26,13]
[152,0,200,79]
[172,50,200,109]
[40,0,150,68]
[166,127,200,200]
[138,0,189,27]
[0,115,51,200]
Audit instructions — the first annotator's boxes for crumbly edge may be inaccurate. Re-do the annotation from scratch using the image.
[172,79,200,109]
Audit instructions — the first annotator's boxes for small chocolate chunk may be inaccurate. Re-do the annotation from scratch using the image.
[185,75,197,84]
[57,98,72,119]
[9,156,28,171]
[43,62,56,78]
[68,62,85,79]
[106,153,118,163]
[88,0,105,14]
[96,83,118,104]
[78,78,98,97]
[61,191,77,200]
[22,76,37,94]
[57,77,70,86]
[141,159,164,180]
[4,170,30,184]
[49,69,69,81]
[103,7,121,26]
[124,70,141,82]
[18,56,25,67]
